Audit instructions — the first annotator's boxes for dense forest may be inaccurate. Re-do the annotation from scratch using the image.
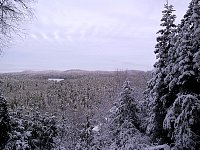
[0,70,150,149]
[0,0,200,150]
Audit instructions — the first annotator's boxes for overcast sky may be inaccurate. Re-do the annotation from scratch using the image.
[0,0,189,72]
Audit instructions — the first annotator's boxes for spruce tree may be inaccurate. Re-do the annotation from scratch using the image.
[107,81,140,149]
[163,0,200,149]
[146,1,177,144]
[6,108,58,150]
[0,93,10,149]
[76,116,94,150]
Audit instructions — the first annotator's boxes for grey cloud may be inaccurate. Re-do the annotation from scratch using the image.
[0,0,190,72]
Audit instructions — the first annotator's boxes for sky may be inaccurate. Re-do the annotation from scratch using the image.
[0,0,189,72]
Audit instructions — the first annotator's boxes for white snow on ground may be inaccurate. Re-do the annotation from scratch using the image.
[92,125,101,132]
[145,144,170,150]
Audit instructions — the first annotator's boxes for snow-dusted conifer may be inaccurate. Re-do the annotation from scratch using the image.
[164,94,200,149]
[107,81,140,149]
[6,107,58,150]
[0,93,10,149]
[75,116,94,150]
[163,0,200,149]
[146,1,177,143]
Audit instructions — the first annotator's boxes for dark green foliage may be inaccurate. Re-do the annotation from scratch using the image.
[105,81,142,149]
[164,94,200,150]
[147,0,200,149]
[146,2,177,144]
[0,94,11,149]
[6,108,58,150]
[163,0,200,149]
[29,111,58,149]
[76,116,94,150]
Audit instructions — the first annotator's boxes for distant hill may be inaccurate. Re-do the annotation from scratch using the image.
[0,69,152,80]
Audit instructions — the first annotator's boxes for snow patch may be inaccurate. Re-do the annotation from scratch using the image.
[145,144,170,150]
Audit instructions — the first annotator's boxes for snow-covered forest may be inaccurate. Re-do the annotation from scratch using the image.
[0,70,150,149]
[0,0,200,150]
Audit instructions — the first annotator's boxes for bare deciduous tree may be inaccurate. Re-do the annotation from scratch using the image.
[0,0,34,50]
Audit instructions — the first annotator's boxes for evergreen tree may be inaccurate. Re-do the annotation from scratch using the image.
[163,0,200,149]
[0,94,10,149]
[106,81,140,149]
[146,1,177,144]
[76,116,94,150]
[6,107,58,150]
[76,89,95,150]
